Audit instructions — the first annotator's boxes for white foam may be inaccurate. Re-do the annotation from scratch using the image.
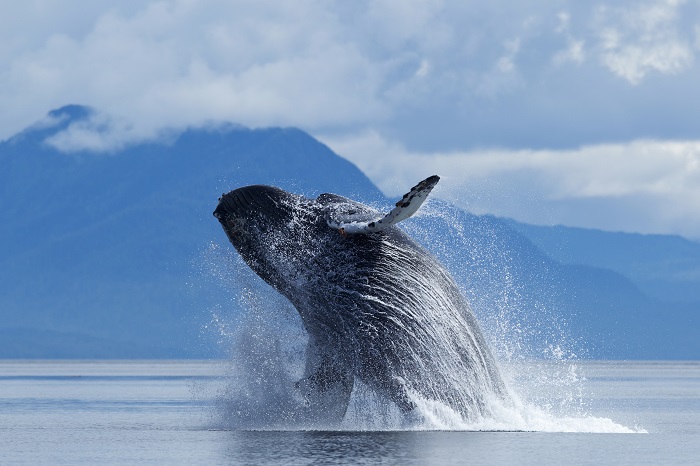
[342,389,644,433]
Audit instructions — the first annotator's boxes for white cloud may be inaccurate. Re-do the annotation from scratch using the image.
[556,11,571,34]
[1,1,700,238]
[596,0,695,84]
[553,39,585,66]
[497,39,521,74]
[0,0,387,143]
[552,10,586,66]
[415,60,431,78]
[2,0,700,149]
[43,111,170,152]
[321,131,700,238]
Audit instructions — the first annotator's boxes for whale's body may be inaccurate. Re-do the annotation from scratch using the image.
[214,178,507,424]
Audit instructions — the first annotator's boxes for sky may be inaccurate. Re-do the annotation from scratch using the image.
[2,0,700,238]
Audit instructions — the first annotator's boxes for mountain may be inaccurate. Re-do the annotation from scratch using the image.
[0,105,383,358]
[506,221,700,303]
[1,105,697,359]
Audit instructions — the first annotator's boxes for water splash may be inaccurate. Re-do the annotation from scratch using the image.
[199,200,643,433]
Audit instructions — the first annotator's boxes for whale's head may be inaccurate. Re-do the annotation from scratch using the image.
[213,185,324,293]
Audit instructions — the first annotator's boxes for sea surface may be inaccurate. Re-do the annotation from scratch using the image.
[0,360,698,465]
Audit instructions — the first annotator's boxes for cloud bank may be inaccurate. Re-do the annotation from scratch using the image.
[2,0,700,147]
[1,0,699,237]
[322,131,700,238]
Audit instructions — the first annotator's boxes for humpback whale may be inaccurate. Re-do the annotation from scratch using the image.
[213,176,507,424]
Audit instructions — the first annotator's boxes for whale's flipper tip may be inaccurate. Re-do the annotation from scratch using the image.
[426,175,440,185]
[328,175,440,234]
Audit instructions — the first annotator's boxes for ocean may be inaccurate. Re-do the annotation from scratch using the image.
[1,359,698,465]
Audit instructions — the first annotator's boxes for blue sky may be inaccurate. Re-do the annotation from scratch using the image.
[2,0,700,238]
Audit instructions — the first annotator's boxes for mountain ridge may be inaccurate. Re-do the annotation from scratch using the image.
[506,219,700,303]
[1,105,697,359]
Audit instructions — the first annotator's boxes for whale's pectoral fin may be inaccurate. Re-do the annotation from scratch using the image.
[296,338,354,424]
[326,175,440,234]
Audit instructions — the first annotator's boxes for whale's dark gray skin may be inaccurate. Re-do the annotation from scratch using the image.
[213,179,508,424]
